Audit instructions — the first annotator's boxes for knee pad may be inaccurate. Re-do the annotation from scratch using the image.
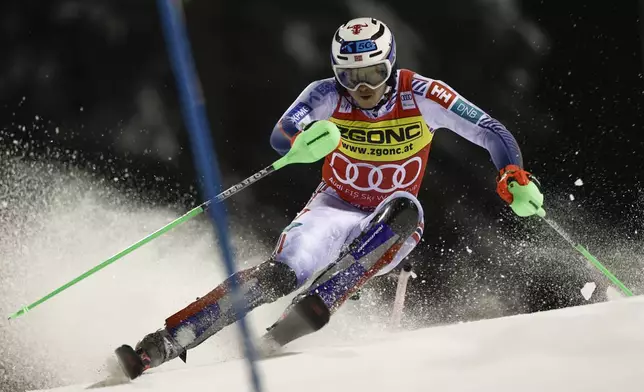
[368,195,420,241]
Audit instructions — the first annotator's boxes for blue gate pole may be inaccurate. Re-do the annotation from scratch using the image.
[155,1,262,391]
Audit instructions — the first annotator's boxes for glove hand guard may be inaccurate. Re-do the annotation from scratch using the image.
[496,164,545,217]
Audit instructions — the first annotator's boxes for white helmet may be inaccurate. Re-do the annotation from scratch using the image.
[331,17,397,91]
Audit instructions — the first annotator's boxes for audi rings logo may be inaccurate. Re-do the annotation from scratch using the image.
[330,153,422,193]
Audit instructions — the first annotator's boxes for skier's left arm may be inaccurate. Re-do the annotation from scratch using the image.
[413,75,545,217]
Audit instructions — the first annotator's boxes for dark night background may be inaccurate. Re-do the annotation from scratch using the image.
[1,0,644,390]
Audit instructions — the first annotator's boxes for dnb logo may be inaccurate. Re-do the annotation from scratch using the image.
[450,98,484,124]
[347,23,368,35]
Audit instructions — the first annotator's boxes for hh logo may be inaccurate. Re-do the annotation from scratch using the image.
[427,81,456,109]
[348,23,368,35]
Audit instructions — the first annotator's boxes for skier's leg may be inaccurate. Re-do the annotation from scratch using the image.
[264,191,423,346]
[368,193,424,277]
[118,184,366,378]
[271,184,368,286]
[122,260,298,375]
[307,190,424,311]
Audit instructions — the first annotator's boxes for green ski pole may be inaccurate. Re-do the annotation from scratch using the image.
[541,216,634,297]
[8,121,341,320]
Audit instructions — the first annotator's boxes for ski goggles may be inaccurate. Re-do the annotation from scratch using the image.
[332,61,392,91]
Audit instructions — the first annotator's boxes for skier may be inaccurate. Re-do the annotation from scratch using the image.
[115,17,544,379]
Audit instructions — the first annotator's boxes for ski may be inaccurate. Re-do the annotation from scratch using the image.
[261,294,331,350]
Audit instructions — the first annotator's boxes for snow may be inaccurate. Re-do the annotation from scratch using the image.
[0,160,280,391]
[574,178,584,186]
[580,281,596,300]
[569,194,575,201]
[31,296,644,392]
[606,286,625,301]
[3,154,643,392]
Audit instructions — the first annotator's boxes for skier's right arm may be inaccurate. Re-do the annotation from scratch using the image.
[270,78,339,156]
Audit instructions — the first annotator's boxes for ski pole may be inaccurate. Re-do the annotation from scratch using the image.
[541,216,634,297]
[8,122,341,320]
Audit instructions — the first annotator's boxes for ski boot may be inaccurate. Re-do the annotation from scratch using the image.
[115,329,184,380]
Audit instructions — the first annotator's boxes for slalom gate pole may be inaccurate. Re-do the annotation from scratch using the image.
[156,0,262,388]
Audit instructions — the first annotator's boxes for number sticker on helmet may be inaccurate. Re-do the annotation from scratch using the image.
[340,40,378,54]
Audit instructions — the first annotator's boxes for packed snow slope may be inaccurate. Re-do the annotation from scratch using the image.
[34,296,644,392]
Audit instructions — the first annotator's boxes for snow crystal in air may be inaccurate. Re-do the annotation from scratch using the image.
[581,282,596,300]
[574,179,584,186]
[1,201,7,208]
[466,246,473,254]
[569,194,575,201]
